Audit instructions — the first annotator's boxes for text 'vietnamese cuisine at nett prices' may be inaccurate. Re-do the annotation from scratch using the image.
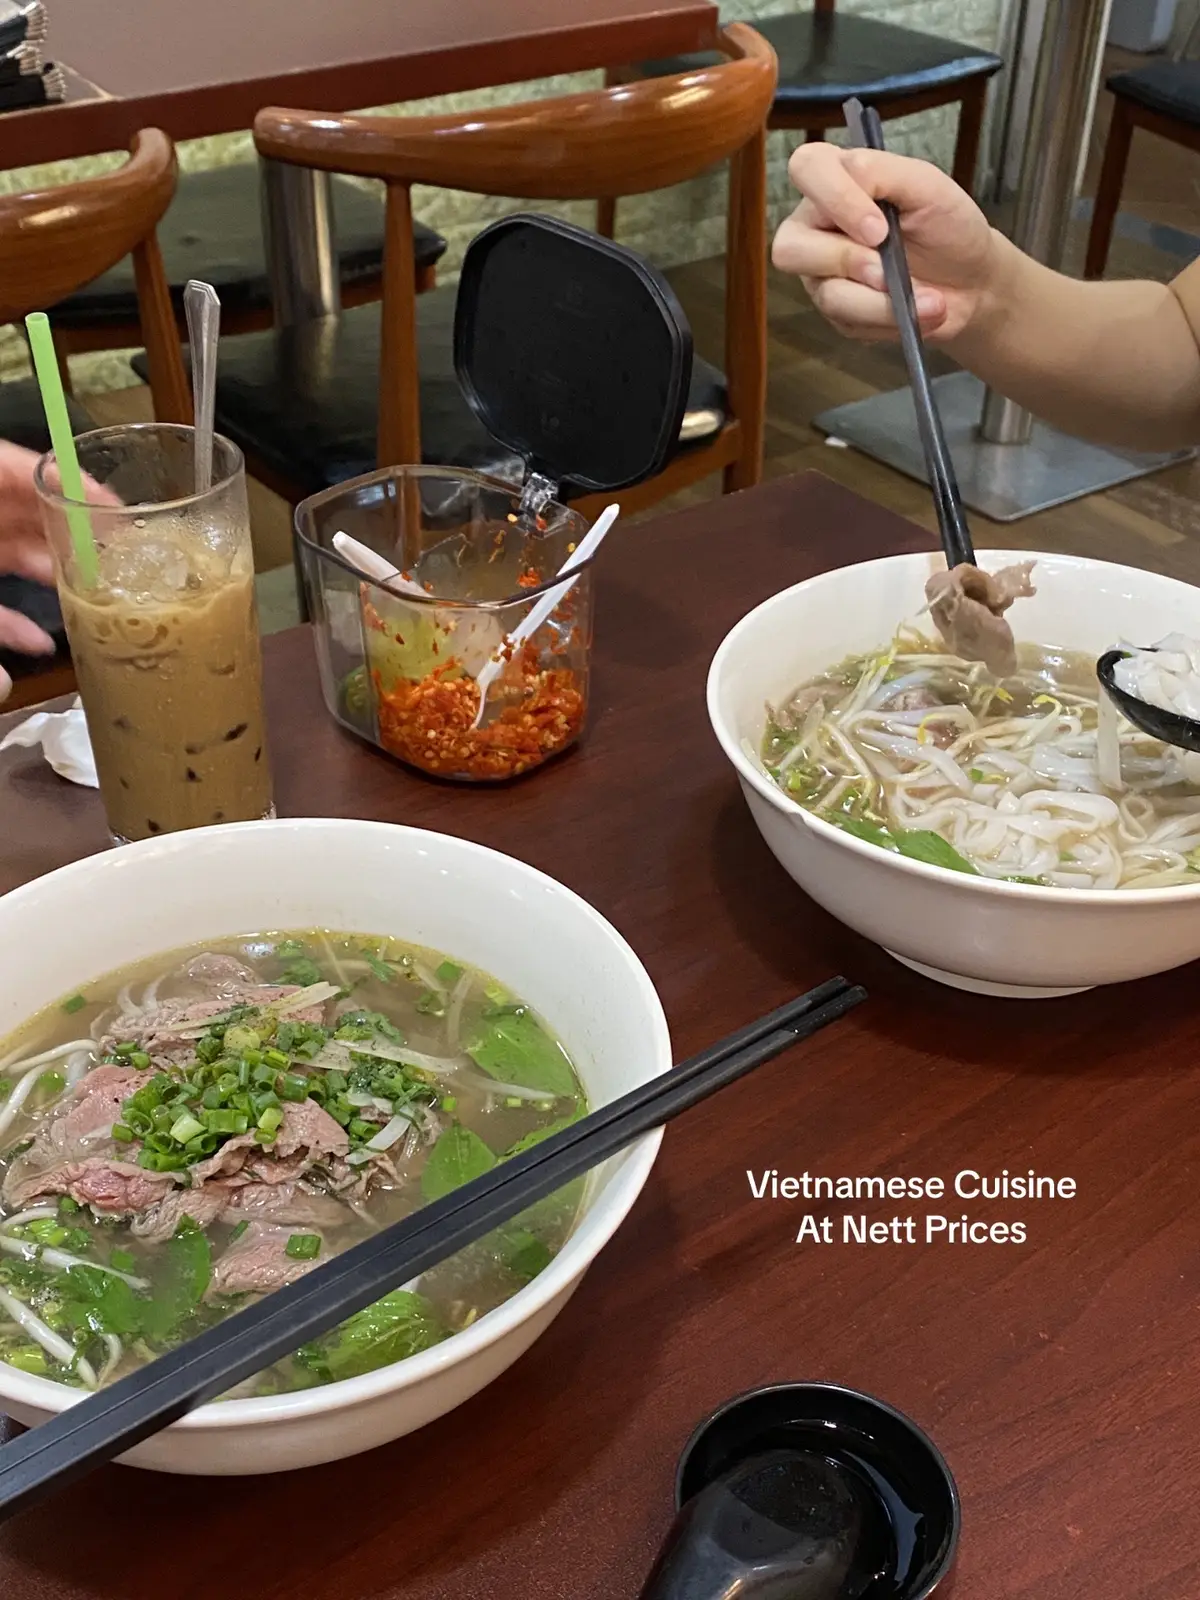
[746,1171,1077,1201]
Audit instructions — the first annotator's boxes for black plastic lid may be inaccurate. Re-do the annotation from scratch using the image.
[454,213,693,494]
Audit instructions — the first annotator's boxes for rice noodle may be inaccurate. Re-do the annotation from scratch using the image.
[0,1235,149,1288]
[2,1039,94,1078]
[0,1060,63,1142]
[764,626,1200,890]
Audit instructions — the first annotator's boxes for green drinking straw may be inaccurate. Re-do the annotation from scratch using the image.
[24,311,99,588]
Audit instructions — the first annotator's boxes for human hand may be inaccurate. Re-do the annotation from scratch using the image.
[0,440,118,703]
[771,143,1001,344]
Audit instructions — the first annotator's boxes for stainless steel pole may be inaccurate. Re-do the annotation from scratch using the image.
[259,159,341,327]
[979,0,1113,443]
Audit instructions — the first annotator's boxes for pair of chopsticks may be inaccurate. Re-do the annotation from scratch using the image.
[0,976,866,1520]
[842,97,975,569]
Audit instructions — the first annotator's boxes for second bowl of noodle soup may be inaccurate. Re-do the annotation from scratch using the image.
[708,550,1200,998]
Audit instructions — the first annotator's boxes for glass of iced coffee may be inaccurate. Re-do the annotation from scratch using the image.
[34,424,273,844]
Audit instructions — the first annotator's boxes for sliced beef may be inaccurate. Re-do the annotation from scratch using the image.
[208,1222,324,1299]
[223,1182,350,1230]
[1,1064,156,1209]
[179,954,262,992]
[925,561,1037,679]
[129,1185,229,1243]
[5,1156,174,1215]
[190,1100,348,1187]
[97,985,326,1060]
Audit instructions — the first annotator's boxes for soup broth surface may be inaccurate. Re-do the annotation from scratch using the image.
[0,931,585,1395]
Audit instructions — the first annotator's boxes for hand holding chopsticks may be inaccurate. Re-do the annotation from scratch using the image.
[842,98,975,570]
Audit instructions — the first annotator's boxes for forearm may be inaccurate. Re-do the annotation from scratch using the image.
[946,233,1200,450]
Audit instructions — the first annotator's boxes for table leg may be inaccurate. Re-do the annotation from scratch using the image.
[814,0,1193,520]
[259,157,342,326]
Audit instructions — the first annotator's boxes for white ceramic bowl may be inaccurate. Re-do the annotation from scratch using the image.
[708,549,1200,999]
[0,818,670,1472]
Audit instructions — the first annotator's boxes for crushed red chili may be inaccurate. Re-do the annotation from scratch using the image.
[373,642,585,780]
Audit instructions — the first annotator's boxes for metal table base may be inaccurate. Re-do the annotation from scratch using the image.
[814,372,1193,524]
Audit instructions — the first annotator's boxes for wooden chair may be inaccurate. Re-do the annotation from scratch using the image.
[49,165,449,391]
[0,128,188,710]
[1085,58,1200,279]
[597,1,1003,239]
[205,23,777,521]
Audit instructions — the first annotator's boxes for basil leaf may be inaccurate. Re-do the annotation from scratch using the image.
[501,1228,553,1284]
[61,1266,141,1337]
[140,1218,212,1342]
[825,813,898,852]
[894,830,979,875]
[297,1289,446,1381]
[465,1011,577,1098]
[361,950,395,983]
[421,1126,497,1201]
[503,1110,582,1159]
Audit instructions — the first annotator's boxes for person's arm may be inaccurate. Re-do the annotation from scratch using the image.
[771,144,1200,451]
[948,237,1200,450]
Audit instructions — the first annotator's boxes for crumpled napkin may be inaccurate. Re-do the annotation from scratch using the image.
[0,697,98,787]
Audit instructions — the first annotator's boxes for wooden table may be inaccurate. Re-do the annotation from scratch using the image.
[0,0,717,166]
[1,472,1198,1599]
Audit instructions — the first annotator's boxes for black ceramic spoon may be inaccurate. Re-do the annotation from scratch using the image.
[1097,648,1200,753]
[636,1449,893,1600]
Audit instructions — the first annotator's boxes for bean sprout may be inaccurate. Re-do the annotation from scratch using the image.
[0,1285,95,1386]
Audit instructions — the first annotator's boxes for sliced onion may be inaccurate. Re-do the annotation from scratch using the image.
[365,1112,416,1152]
[345,1092,392,1111]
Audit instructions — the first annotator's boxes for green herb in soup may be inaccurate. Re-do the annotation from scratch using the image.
[0,932,586,1395]
[761,625,1200,890]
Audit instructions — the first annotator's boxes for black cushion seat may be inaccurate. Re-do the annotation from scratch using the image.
[204,289,729,499]
[639,11,1002,111]
[1107,60,1200,127]
[50,165,448,330]
[0,381,94,688]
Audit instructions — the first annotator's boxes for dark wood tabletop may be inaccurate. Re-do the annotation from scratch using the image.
[1,471,1198,1600]
[0,0,717,168]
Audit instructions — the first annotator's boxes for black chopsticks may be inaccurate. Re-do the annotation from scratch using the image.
[842,97,975,569]
[0,976,866,1519]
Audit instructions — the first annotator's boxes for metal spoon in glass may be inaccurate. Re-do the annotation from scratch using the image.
[183,279,220,494]
[471,503,619,730]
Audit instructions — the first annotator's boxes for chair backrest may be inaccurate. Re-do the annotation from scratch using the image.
[254,23,777,471]
[0,129,190,423]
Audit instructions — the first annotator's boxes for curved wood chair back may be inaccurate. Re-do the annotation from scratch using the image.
[254,24,777,500]
[0,129,190,423]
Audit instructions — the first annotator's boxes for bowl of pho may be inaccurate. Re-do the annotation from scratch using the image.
[708,550,1200,997]
[0,817,670,1472]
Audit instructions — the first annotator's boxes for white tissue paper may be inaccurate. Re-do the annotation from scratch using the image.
[0,697,98,787]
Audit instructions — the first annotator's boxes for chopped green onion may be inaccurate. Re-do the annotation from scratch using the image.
[111,1123,135,1144]
[348,1118,376,1141]
[169,1112,205,1145]
[262,1048,290,1070]
[112,1042,139,1058]
[277,1072,309,1102]
[202,1109,243,1135]
[61,994,86,1015]
[229,1220,249,1242]
[129,1051,151,1071]
[257,1104,284,1135]
[285,1233,322,1261]
[58,1197,80,1216]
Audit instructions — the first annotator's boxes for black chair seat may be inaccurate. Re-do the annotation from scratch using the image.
[640,11,1001,109]
[50,166,448,330]
[1108,61,1200,128]
[204,290,729,499]
[0,381,93,687]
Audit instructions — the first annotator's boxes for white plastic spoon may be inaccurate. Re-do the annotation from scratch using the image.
[472,503,620,730]
[332,531,429,599]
